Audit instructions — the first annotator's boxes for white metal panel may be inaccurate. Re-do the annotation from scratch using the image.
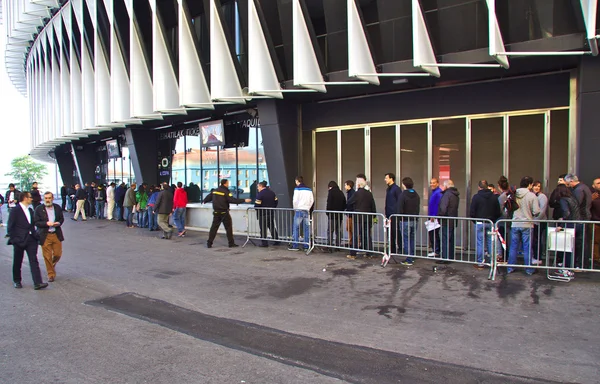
[247,0,283,98]
[109,0,133,123]
[210,0,246,103]
[43,31,54,142]
[177,0,213,109]
[347,0,379,85]
[73,0,97,130]
[580,0,599,56]
[292,0,326,92]
[70,12,84,135]
[411,0,440,77]
[51,26,62,139]
[486,0,509,68]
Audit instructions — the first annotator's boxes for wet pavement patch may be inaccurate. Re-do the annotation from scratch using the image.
[86,293,552,384]
[331,268,359,277]
[261,257,297,262]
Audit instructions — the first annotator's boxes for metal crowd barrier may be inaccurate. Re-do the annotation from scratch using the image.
[310,210,387,258]
[243,207,311,254]
[386,214,496,279]
[494,219,600,282]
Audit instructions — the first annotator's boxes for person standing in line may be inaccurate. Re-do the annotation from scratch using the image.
[114,182,126,221]
[7,192,48,290]
[173,182,188,237]
[60,185,68,211]
[548,174,568,220]
[344,180,355,246]
[203,179,251,248]
[71,184,87,222]
[531,181,548,264]
[565,173,593,268]
[106,182,116,220]
[0,192,4,227]
[288,176,314,251]
[255,181,279,247]
[428,178,443,257]
[123,183,137,228]
[147,186,160,231]
[5,183,21,238]
[155,183,175,239]
[346,178,376,260]
[136,184,149,229]
[326,181,346,250]
[95,184,107,220]
[507,176,540,275]
[86,182,97,219]
[470,180,501,269]
[591,178,600,265]
[396,177,420,265]
[30,182,42,210]
[384,173,402,255]
[438,179,460,263]
[34,192,64,282]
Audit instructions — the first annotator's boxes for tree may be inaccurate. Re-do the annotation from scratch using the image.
[4,155,48,191]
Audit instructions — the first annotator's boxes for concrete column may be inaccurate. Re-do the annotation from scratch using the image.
[576,57,600,184]
[55,144,78,186]
[125,128,159,185]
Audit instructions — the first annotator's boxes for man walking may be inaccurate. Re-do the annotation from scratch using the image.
[5,183,21,237]
[438,180,460,263]
[203,179,250,248]
[173,182,188,237]
[507,176,540,275]
[470,180,501,269]
[428,178,443,257]
[72,184,87,221]
[7,192,48,290]
[384,173,402,254]
[255,181,279,247]
[106,182,116,220]
[396,177,420,265]
[155,183,175,239]
[289,176,314,251]
[123,183,137,228]
[34,192,64,282]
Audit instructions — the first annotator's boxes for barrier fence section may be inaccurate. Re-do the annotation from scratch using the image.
[494,219,600,282]
[386,214,496,279]
[310,210,387,258]
[243,207,311,253]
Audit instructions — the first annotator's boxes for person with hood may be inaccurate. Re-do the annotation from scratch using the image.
[326,180,346,249]
[344,180,356,245]
[428,178,443,257]
[470,180,501,269]
[346,178,376,259]
[507,176,540,275]
[438,179,460,263]
[384,173,402,254]
[396,177,420,265]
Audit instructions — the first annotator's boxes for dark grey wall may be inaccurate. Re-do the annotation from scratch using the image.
[576,58,600,185]
[256,99,300,208]
[71,143,98,186]
[125,128,158,185]
[55,145,78,186]
[302,73,570,130]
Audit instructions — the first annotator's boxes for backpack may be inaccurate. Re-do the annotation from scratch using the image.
[503,187,520,217]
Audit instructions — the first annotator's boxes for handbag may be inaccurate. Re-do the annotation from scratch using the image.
[547,227,575,253]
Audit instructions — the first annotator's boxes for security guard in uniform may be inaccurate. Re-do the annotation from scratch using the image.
[254,181,279,247]
[203,179,250,248]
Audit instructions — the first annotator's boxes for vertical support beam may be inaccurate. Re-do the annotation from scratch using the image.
[364,126,371,182]
[543,111,551,192]
[124,128,159,185]
[465,117,472,211]
[569,69,579,174]
[503,114,510,179]
[312,130,317,192]
[337,129,342,188]
[395,124,401,180]
[427,119,433,184]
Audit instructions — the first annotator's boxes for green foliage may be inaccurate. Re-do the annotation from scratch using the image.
[4,155,48,191]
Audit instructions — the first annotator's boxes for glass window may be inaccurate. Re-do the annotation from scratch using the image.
[400,123,428,212]
[371,126,396,215]
[202,146,218,195]
[341,129,365,187]
[316,131,338,210]
[470,117,503,198]
[122,146,133,185]
[172,136,186,185]
[257,128,268,189]
[433,118,466,216]
[509,114,544,184]
[186,134,201,188]
[238,128,258,200]
[549,109,569,188]
[218,146,237,198]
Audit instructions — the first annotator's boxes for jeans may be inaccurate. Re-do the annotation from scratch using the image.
[95,201,106,219]
[137,209,148,228]
[116,204,123,220]
[475,222,493,264]
[402,221,416,261]
[441,222,455,260]
[173,207,186,233]
[147,206,157,230]
[124,207,133,227]
[292,210,310,249]
[508,227,534,274]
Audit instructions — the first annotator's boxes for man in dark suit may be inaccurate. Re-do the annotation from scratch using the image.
[34,192,65,282]
[7,191,48,290]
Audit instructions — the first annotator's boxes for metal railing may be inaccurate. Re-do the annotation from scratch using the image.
[494,219,600,282]
[243,207,311,254]
[386,214,496,279]
[310,210,387,258]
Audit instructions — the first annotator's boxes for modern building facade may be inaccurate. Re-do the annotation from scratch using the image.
[2,0,600,213]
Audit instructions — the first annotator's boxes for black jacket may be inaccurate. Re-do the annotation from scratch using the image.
[7,204,39,247]
[255,188,278,208]
[155,189,174,215]
[86,186,95,201]
[396,189,420,215]
[4,189,21,207]
[439,187,460,225]
[326,186,346,214]
[95,187,107,201]
[385,184,403,218]
[75,188,87,201]
[34,203,65,244]
[470,189,501,222]
[30,188,41,207]
[61,186,67,198]
[346,189,356,212]
[347,188,376,214]
[203,185,245,211]
[187,184,201,203]
[0,193,4,205]
[572,183,592,221]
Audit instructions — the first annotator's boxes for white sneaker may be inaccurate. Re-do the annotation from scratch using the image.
[531,259,543,265]
[427,252,436,257]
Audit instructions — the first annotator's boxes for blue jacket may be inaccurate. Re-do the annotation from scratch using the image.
[429,187,442,216]
[385,183,402,218]
[147,191,160,206]
[346,188,356,212]
[114,186,126,205]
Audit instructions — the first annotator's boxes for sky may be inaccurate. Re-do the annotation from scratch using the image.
[0,30,59,194]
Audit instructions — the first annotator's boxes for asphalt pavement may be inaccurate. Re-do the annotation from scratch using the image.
[0,210,599,383]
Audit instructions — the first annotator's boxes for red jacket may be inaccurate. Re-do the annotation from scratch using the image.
[173,188,188,208]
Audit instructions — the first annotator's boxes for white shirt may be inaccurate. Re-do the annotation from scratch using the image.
[19,202,32,224]
[106,185,115,202]
[8,191,16,207]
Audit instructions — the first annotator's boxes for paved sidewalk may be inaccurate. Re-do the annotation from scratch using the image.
[1,215,599,383]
